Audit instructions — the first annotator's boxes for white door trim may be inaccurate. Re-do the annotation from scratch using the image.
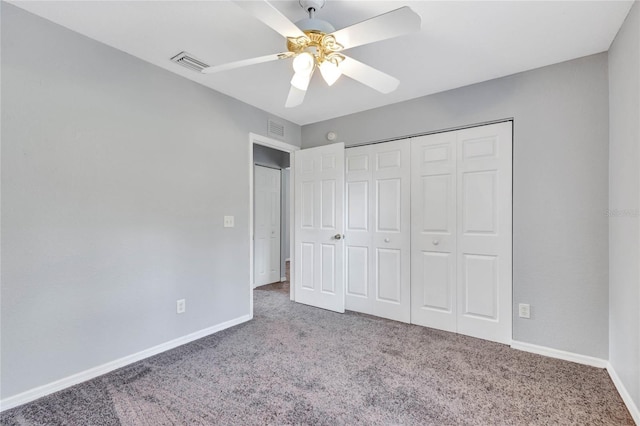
[249,133,300,316]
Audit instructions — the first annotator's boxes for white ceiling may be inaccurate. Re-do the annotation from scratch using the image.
[11,0,634,125]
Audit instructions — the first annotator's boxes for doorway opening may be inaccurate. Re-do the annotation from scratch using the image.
[249,133,300,316]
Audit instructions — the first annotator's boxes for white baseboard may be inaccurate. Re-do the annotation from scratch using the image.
[512,341,639,424]
[607,363,640,424]
[0,314,252,412]
[511,340,608,368]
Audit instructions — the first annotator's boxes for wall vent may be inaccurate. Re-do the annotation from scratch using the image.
[170,51,209,72]
[268,119,285,140]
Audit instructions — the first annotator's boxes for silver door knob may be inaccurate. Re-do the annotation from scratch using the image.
[432,240,440,246]
[384,238,390,243]
[334,234,342,240]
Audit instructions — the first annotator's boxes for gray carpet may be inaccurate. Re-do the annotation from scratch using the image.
[1,288,634,425]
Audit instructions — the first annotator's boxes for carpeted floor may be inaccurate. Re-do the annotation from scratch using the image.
[1,284,633,425]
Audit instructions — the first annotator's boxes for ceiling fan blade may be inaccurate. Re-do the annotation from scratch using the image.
[201,52,293,74]
[339,56,399,94]
[233,0,307,39]
[330,7,421,51]
[285,85,307,108]
[286,68,314,108]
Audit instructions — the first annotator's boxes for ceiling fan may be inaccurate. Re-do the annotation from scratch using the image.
[201,0,421,108]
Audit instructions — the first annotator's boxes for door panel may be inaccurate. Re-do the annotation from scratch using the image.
[294,143,345,313]
[421,175,452,232]
[456,122,512,344]
[301,243,314,289]
[420,251,452,311]
[321,244,336,293]
[377,248,401,302]
[462,171,497,234]
[411,132,457,332]
[377,179,402,231]
[347,181,368,230]
[463,254,498,319]
[345,140,411,323]
[346,246,368,297]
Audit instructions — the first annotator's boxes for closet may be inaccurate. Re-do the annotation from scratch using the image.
[295,122,512,344]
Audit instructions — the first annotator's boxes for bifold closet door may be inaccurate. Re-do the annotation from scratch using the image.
[410,132,457,332]
[411,122,512,344]
[345,140,411,323]
[456,123,512,344]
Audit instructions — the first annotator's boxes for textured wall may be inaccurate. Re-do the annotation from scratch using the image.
[1,4,300,399]
[609,0,640,412]
[303,54,610,359]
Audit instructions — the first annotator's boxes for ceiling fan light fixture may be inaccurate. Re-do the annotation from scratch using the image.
[292,51,315,74]
[319,60,341,86]
[211,0,421,108]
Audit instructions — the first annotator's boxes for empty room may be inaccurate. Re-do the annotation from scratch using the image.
[1,0,639,424]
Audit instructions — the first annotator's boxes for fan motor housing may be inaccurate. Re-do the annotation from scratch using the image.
[287,30,345,66]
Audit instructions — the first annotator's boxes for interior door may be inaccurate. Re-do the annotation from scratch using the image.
[456,122,512,344]
[410,132,457,331]
[254,165,281,287]
[345,140,411,322]
[293,143,345,313]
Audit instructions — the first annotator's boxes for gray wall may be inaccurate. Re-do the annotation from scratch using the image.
[0,4,301,399]
[303,54,610,358]
[609,0,640,410]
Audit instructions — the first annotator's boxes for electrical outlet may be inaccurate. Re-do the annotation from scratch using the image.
[223,216,234,228]
[176,299,186,314]
[518,303,530,319]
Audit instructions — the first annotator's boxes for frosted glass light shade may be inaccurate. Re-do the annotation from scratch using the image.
[293,52,315,74]
[319,61,341,86]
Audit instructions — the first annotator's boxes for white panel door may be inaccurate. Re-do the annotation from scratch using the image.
[456,122,512,344]
[294,143,345,313]
[410,132,457,331]
[254,165,281,287]
[345,140,411,323]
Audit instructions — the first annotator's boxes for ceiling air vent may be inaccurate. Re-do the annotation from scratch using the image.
[171,51,209,72]
[268,119,285,140]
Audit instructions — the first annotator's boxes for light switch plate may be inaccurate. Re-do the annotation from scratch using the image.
[223,216,234,228]
[518,303,530,319]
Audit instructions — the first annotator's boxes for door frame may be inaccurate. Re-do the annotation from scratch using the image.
[249,133,300,316]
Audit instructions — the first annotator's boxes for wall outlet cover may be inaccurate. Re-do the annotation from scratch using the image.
[519,303,530,319]
[176,299,186,314]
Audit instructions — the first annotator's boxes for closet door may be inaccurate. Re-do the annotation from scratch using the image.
[411,122,512,344]
[456,122,512,344]
[345,140,411,323]
[410,132,457,331]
